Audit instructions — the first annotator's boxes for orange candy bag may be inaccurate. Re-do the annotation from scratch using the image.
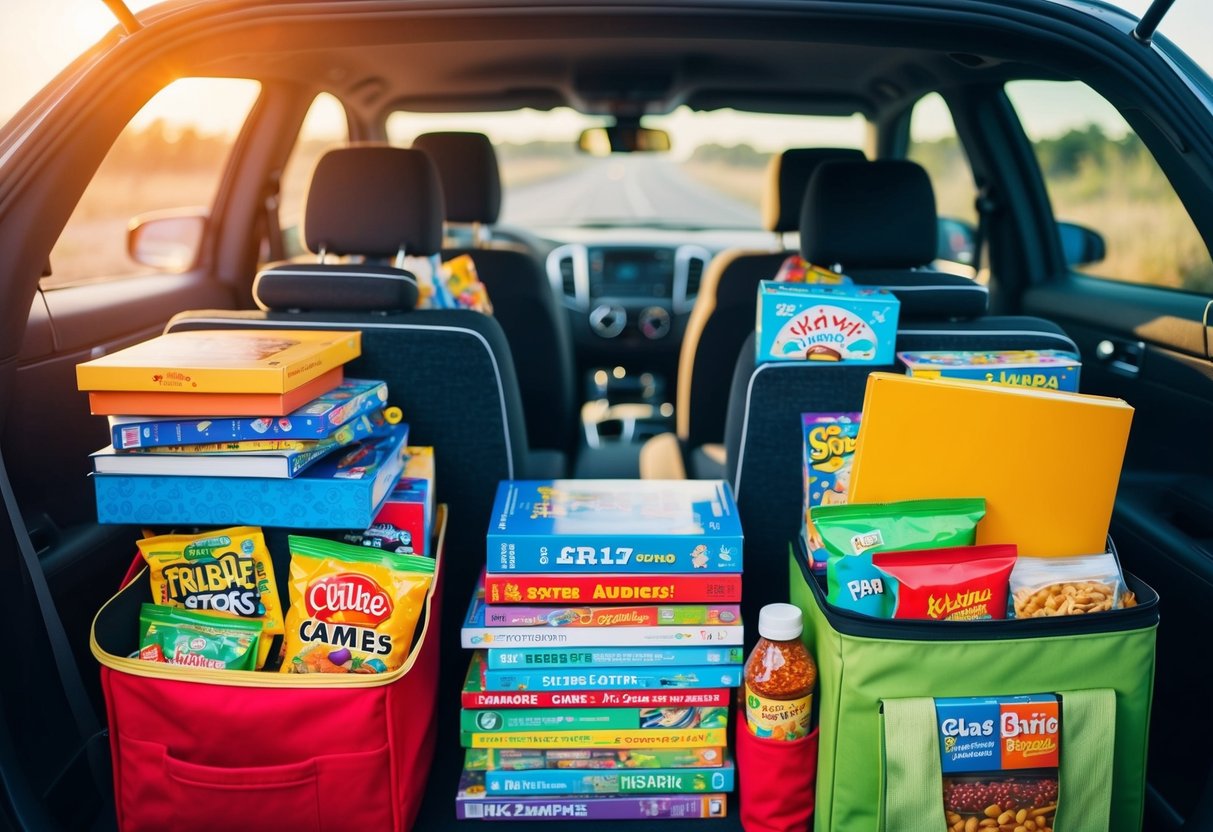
[281,536,434,674]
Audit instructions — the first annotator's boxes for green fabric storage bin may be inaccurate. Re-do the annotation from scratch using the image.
[788,545,1158,832]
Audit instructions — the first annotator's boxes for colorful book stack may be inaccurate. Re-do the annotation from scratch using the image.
[76,329,412,529]
[457,479,744,822]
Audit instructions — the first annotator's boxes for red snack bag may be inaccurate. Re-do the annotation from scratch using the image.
[872,544,1017,620]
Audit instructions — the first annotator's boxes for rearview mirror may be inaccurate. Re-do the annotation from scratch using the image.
[127,208,207,271]
[1057,221,1106,268]
[577,125,672,155]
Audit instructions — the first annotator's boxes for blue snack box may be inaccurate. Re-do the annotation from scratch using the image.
[935,694,1059,774]
[898,350,1081,392]
[802,412,861,571]
[108,378,389,449]
[487,480,743,574]
[756,281,899,364]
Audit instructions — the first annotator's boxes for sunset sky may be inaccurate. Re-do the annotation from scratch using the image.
[0,0,1209,147]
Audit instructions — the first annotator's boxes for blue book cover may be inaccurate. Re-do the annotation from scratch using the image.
[486,647,744,670]
[483,761,735,796]
[108,378,389,449]
[487,480,743,574]
[482,665,743,692]
[94,422,409,528]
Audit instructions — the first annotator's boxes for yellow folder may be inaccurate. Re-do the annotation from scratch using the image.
[849,373,1133,557]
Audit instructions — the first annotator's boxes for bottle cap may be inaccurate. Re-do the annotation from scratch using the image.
[757,603,803,641]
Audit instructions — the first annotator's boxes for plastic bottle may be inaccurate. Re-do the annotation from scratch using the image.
[744,603,817,740]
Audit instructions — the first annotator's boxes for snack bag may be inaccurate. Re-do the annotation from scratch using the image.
[1009,551,1129,618]
[802,412,861,571]
[773,254,852,285]
[442,254,494,314]
[872,544,1017,621]
[137,526,283,668]
[281,536,434,674]
[813,498,985,617]
[138,603,261,671]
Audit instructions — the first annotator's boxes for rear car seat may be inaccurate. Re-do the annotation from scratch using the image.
[412,131,578,458]
[165,146,562,654]
[662,148,866,478]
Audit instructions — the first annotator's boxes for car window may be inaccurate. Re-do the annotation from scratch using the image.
[386,106,867,231]
[279,92,349,256]
[907,92,978,272]
[1006,79,1213,293]
[44,77,260,289]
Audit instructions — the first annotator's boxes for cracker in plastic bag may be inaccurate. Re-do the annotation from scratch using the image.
[1009,551,1126,617]
[281,536,434,674]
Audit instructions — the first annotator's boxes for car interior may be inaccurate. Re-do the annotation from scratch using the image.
[2,1,1213,830]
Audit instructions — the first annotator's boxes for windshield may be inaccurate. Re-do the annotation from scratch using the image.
[386,107,867,231]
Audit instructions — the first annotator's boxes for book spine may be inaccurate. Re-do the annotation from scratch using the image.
[461,726,728,749]
[460,689,732,710]
[486,535,744,573]
[462,625,744,649]
[455,793,728,820]
[466,748,727,771]
[485,646,744,669]
[482,603,741,627]
[483,764,735,795]
[461,706,728,733]
[481,666,743,692]
[483,574,743,605]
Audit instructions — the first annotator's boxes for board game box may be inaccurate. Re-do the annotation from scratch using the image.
[482,602,739,628]
[456,770,728,820]
[485,646,742,669]
[483,573,742,604]
[481,759,735,795]
[461,726,729,749]
[479,665,743,693]
[487,480,742,574]
[756,280,898,364]
[342,445,434,555]
[465,748,726,771]
[108,378,388,449]
[898,349,1081,391]
[461,706,727,734]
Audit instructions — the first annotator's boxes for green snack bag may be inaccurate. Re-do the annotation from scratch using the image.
[813,497,985,617]
[138,603,262,671]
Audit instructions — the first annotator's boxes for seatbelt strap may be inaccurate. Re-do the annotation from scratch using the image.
[971,185,996,274]
[264,173,285,262]
[0,448,109,796]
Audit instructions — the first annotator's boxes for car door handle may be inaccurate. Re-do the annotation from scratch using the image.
[1095,338,1143,376]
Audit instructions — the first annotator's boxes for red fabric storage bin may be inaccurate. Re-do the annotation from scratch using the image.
[736,720,819,832]
[91,509,447,832]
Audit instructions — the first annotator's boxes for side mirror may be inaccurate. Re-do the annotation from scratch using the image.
[936,217,976,266]
[127,208,207,271]
[1057,221,1106,268]
[577,125,672,155]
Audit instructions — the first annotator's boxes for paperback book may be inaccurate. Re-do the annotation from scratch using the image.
[484,646,743,670]
[108,378,388,449]
[480,665,743,693]
[487,479,743,573]
[461,726,729,749]
[481,759,735,795]
[482,603,740,628]
[464,748,726,772]
[461,706,727,734]
[456,771,728,820]
[88,367,343,417]
[483,573,742,605]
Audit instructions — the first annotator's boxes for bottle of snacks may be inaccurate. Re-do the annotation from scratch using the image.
[744,603,817,740]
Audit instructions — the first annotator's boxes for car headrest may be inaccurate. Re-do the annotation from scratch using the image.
[413,131,502,225]
[304,146,444,258]
[800,159,937,268]
[763,147,867,233]
[850,271,988,320]
[252,263,420,313]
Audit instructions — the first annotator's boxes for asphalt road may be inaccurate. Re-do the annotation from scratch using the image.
[500,156,761,228]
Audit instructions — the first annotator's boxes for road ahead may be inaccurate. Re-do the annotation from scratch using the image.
[500,156,761,229]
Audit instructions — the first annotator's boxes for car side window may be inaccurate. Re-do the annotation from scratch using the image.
[44,78,261,289]
[278,93,349,257]
[907,92,978,272]
[1006,79,1213,293]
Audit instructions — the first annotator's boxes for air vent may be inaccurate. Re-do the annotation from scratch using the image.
[558,256,577,297]
[684,257,705,298]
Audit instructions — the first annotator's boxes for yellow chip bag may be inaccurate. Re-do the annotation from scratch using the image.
[281,536,434,674]
[137,526,284,669]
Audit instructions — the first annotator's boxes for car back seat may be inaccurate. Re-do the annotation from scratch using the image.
[165,146,560,655]
[412,131,578,458]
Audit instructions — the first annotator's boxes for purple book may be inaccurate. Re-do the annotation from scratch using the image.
[456,769,727,820]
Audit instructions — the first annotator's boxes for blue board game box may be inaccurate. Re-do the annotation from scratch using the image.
[93,422,410,528]
[108,378,389,449]
[898,350,1081,392]
[756,280,898,364]
[482,760,736,796]
[487,480,743,574]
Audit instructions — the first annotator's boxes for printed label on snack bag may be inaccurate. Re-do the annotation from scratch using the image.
[849,529,884,555]
[744,684,812,741]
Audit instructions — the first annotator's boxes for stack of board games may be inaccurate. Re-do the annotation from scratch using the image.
[76,329,412,530]
[457,479,743,822]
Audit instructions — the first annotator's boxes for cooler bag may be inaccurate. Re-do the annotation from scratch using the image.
[90,508,448,832]
[788,545,1158,832]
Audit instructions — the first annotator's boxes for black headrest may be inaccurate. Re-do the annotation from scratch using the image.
[850,271,988,320]
[253,263,419,313]
[413,132,502,225]
[304,146,444,257]
[764,147,867,233]
[801,159,937,268]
